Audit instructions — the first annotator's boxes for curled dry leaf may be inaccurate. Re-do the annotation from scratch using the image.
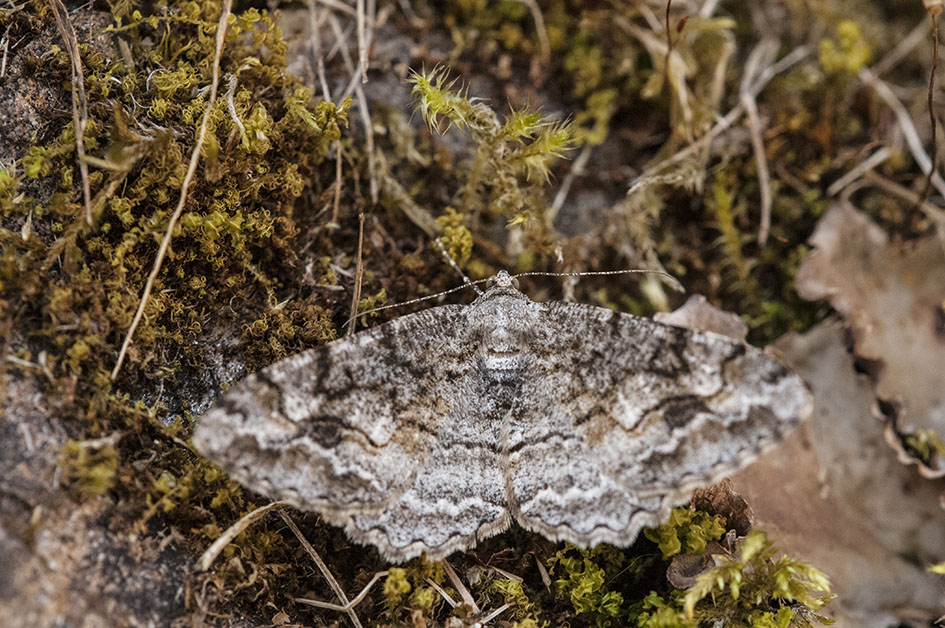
[732,319,945,626]
[796,203,945,477]
[654,294,749,342]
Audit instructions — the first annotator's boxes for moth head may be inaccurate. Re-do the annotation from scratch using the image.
[487,270,520,290]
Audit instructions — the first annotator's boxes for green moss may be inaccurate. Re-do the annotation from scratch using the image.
[242,301,336,366]
[490,577,546,626]
[901,428,945,468]
[409,66,571,230]
[548,544,627,627]
[683,530,834,627]
[382,557,445,622]
[383,567,412,610]
[819,21,873,76]
[59,438,119,498]
[435,206,474,267]
[644,507,727,560]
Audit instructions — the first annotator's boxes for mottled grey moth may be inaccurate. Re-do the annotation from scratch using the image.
[193,271,810,562]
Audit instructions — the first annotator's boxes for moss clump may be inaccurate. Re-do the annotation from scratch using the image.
[409,66,571,233]
[541,512,833,628]
[489,577,546,626]
[548,543,629,627]
[59,437,119,498]
[381,557,445,622]
[644,507,727,560]
[901,427,945,468]
[819,21,873,76]
[1,0,355,619]
[683,530,834,627]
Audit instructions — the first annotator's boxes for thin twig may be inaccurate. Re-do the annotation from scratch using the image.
[859,67,945,198]
[327,13,378,204]
[861,169,945,235]
[278,511,364,628]
[738,39,779,245]
[662,0,674,92]
[356,0,367,82]
[919,11,940,204]
[873,18,929,77]
[195,501,289,571]
[296,570,389,612]
[307,0,332,102]
[442,559,479,613]
[347,211,365,334]
[376,148,436,235]
[516,0,550,65]
[0,26,10,79]
[698,0,720,17]
[111,0,232,380]
[826,146,892,196]
[48,0,92,225]
[547,144,592,226]
[332,140,344,224]
[317,0,357,14]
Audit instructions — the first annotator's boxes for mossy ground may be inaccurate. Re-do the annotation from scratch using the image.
[0,0,936,625]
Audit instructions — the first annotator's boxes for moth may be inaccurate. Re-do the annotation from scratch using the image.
[193,271,810,562]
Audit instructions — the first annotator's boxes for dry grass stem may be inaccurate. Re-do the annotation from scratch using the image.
[442,559,479,612]
[332,140,344,223]
[516,0,551,65]
[425,576,457,607]
[347,211,365,334]
[316,0,356,15]
[48,0,92,225]
[873,18,928,77]
[739,39,779,245]
[327,12,378,203]
[698,0,720,17]
[826,146,892,196]
[548,144,592,226]
[307,0,332,101]
[859,67,945,198]
[861,169,945,235]
[376,152,438,235]
[224,74,248,147]
[0,27,10,79]
[296,570,389,612]
[111,0,233,380]
[278,511,365,628]
[628,45,810,195]
[194,501,289,571]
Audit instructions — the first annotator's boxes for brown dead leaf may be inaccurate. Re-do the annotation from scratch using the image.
[796,203,945,476]
[731,319,945,627]
[653,294,749,341]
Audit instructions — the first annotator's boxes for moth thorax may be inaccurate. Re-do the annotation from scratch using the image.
[478,322,527,381]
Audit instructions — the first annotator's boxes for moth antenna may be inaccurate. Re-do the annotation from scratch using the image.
[344,277,492,328]
[511,269,685,293]
[434,236,483,296]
